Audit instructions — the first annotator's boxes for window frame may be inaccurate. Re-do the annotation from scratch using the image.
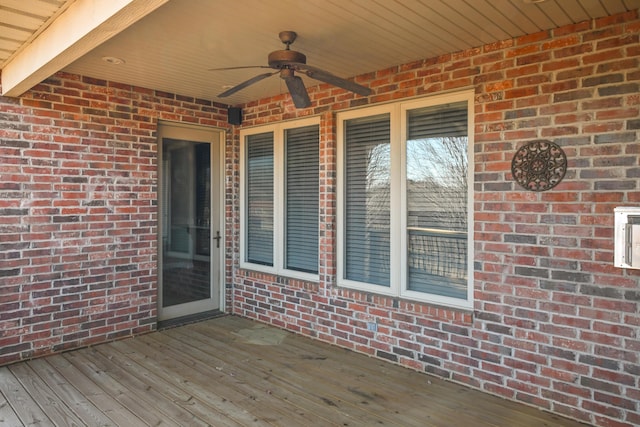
[337,91,474,309]
[240,117,321,282]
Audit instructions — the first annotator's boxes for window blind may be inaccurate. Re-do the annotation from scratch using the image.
[285,125,319,273]
[344,114,391,286]
[246,132,274,266]
[407,102,468,139]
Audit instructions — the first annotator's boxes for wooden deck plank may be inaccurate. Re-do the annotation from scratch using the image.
[165,320,428,426]
[276,319,584,426]
[78,346,213,427]
[109,338,276,426]
[0,378,24,427]
[26,358,114,427]
[62,350,176,427]
[201,319,499,422]
[191,319,435,389]
[187,318,476,421]
[0,315,590,427]
[91,342,250,427]
[0,366,53,427]
[156,326,403,426]
[184,318,488,426]
[196,315,588,427]
[271,325,577,427]
[123,333,335,426]
[8,362,85,427]
[46,354,148,427]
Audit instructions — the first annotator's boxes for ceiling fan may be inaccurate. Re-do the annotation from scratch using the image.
[213,31,372,108]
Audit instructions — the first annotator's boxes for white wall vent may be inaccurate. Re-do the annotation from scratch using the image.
[614,207,640,269]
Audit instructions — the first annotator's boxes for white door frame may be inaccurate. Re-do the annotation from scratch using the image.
[157,120,225,321]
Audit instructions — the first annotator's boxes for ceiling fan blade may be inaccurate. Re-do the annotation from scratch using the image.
[218,71,278,97]
[284,75,311,108]
[209,65,272,71]
[296,63,372,97]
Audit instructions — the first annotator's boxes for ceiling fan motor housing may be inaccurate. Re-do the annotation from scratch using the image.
[268,50,306,68]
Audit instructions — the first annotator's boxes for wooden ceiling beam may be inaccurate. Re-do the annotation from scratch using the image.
[1,0,168,97]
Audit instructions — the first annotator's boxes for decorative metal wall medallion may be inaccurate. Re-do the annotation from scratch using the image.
[511,140,567,191]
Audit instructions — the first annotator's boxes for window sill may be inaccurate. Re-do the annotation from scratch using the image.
[337,281,474,311]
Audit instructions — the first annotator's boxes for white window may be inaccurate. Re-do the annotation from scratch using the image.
[240,117,320,280]
[337,91,474,308]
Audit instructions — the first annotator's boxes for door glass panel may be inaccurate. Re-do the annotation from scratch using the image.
[161,138,211,307]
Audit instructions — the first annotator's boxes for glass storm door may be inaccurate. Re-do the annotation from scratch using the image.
[158,123,222,321]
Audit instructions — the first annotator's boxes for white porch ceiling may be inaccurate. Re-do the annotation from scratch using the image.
[2,0,639,106]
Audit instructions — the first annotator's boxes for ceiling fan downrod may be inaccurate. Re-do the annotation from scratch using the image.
[278,31,297,49]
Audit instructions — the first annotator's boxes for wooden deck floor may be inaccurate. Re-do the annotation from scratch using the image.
[0,315,589,427]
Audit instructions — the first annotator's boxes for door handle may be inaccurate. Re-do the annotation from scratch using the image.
[214,230,222,248]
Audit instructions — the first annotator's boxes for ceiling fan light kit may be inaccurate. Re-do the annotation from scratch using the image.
[213,31,372,108]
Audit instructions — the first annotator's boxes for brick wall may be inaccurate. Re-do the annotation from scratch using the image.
[233,10,640,427]
[0,73,229,365]
[0,8,638,427]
